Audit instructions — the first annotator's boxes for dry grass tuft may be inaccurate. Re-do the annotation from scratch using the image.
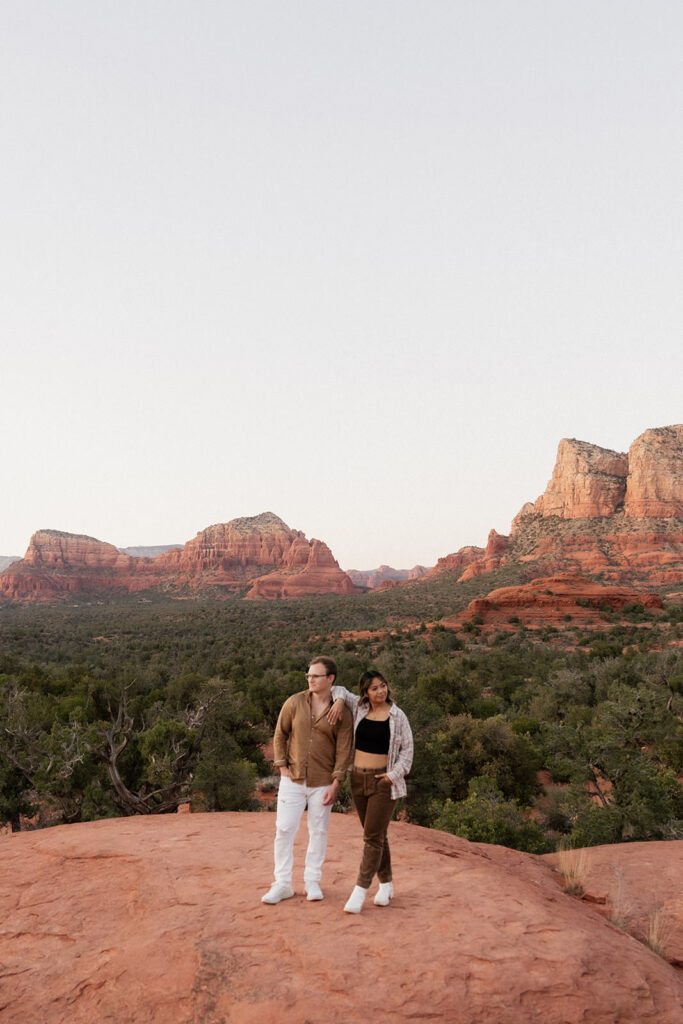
[557,841,588,897]
[644,906,671,959]
[606,867,628,929]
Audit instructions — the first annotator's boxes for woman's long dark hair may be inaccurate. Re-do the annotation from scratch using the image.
[358,670,393,707]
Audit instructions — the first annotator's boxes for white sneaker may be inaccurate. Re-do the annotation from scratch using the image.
[343,885,368,914]
[261,883,294,904]
[304,882,324,901]
[374,882,394,906]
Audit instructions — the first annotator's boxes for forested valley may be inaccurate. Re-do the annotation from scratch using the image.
[1,570,681,853]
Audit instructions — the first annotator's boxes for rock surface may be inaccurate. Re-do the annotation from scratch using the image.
[458,529,511,580]
[1,813,681,1024]
[448,575,664,629]
[0,530,144,600]
[424,544,485,578]
[546,841,683,969]
[624,426,683,518]
[0,515,357,602]
[508,514,683,588]
[532,439,629,519]
[244,538,357,599]
[428,427,683,591]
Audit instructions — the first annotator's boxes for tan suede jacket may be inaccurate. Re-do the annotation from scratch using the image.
[273,690,353,787]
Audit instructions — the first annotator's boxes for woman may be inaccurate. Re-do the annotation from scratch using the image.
[329,670,413,914]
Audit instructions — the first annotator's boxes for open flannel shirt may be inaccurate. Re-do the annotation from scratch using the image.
[332,685,414,800]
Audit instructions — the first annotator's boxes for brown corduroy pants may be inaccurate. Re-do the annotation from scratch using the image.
[350,767,398,888]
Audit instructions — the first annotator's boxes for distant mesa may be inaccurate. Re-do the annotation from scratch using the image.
[0,514,357,603]
[0,555,20,572]
[346,564,430,589]
[118,544,182,558]
[432,425,683,591]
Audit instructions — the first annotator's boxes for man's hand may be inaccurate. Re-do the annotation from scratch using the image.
[327,698,345,726]
[322,780,340,806]
[279,766,291,778]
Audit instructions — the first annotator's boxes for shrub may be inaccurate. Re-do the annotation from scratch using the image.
[434,777,549,853]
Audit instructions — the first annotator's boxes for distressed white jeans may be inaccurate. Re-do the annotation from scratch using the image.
[273,775,333,886]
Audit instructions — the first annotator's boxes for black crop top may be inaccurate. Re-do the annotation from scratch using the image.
[355,716,390,755]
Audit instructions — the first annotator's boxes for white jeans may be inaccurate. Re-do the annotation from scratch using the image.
[273,776,333,886]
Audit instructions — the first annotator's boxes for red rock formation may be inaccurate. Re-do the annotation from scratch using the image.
[154,513,304,576]
[0,530,144,600]
[0,515,357,602]
[500,426,683,589]
[424,545,485,578]
[244,538,357,599]
[508,515,683,588]
[532,439,629,519]
[458,529,511,581]
[624,425,683,518]
[2,813,681,1023]
[449,575,663,629]
[23,530,131,570]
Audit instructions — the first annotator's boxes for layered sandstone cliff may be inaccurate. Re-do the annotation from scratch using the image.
[531,439,629,519]
[432,425,683,590]
[0,531,144,600]
[624,425,683,518]
[521,425,683,525]
[0,515,357,602]
[245,537,357,599]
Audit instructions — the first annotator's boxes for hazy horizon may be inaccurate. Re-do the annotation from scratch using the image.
[3,3,681,567]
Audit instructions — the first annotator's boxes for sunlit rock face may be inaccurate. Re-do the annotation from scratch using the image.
[0,530,142,600]
[429,426,683,591]
[624,425,683,519]
[532,438,629,519]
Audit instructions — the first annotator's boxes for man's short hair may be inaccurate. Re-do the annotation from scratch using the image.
[309,655,337,680]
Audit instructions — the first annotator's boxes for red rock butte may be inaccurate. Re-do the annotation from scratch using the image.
[431,425,683,590]
[0,513,357,602]
[1,813,681,1023]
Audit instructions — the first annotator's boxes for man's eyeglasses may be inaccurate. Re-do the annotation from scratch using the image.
[306,672,329,680]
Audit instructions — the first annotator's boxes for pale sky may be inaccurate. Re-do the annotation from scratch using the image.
[2,2,681,569]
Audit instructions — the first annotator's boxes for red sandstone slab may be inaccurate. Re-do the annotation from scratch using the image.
[1,813,681,1023]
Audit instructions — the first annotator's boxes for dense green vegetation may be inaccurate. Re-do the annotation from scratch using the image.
[1,583,681,853]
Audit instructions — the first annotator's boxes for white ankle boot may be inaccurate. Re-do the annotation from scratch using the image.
[343,885,367,914]
[374,881,394,906]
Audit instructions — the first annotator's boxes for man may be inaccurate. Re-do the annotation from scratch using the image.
[261,655,353,904]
